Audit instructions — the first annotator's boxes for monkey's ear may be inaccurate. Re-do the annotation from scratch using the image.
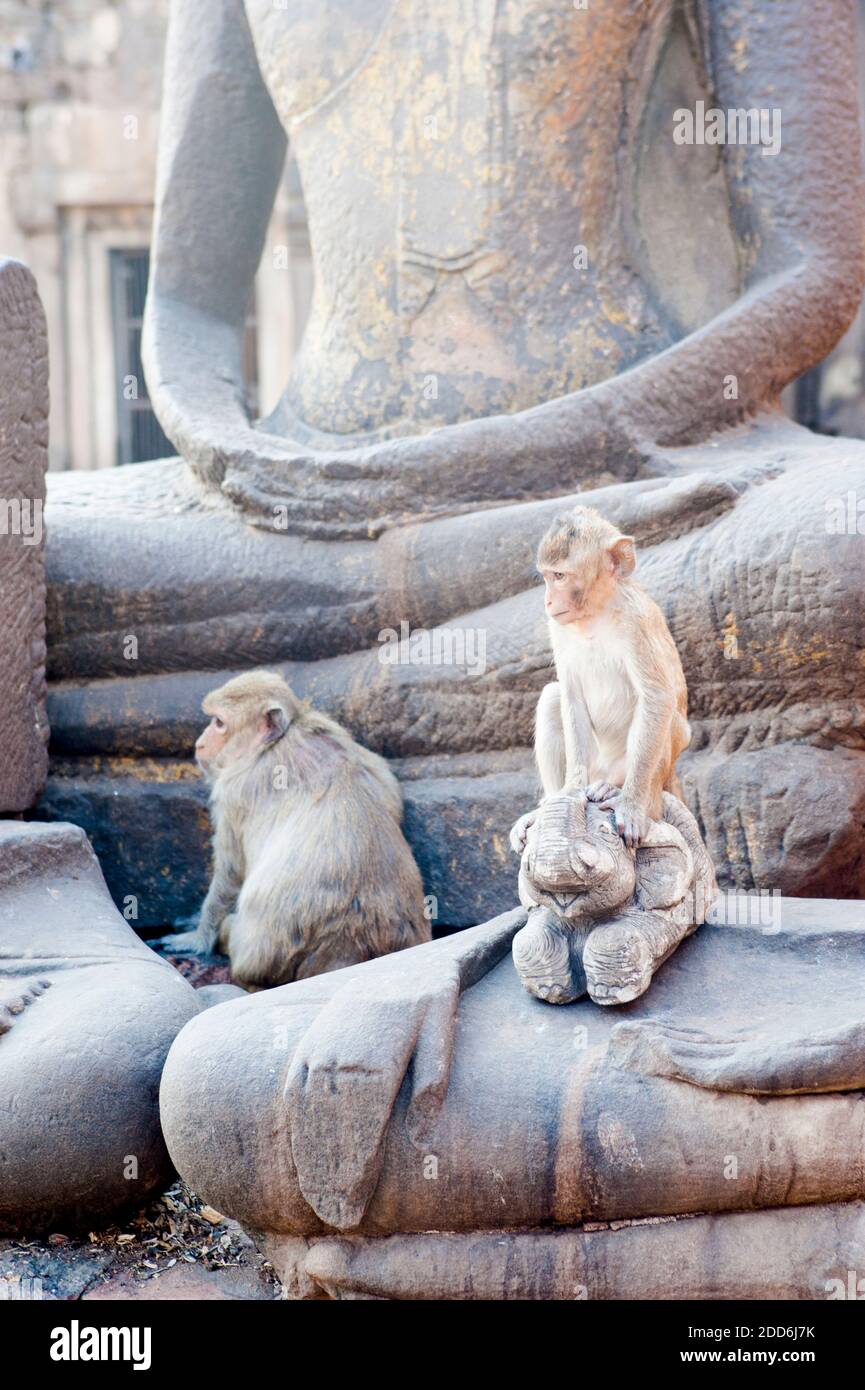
[607,536,636,576]
[260,703,289,746]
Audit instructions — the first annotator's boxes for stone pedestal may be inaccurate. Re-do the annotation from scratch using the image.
[159,894,865,1298]
[265,1203,865,1301]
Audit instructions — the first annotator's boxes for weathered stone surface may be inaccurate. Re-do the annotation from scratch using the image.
[44,470,731,683]
[264,1202,865,1301]
[195,983,245,1009]
[160,895,865,1286]
[0,822,199,1233]
[34,760,211,931]
[681,743,865,899]
[0,259,48,811]
[403,759,534,928]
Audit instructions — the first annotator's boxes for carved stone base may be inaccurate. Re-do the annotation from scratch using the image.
[262,1201,865,1300]
[160,896,865,1267]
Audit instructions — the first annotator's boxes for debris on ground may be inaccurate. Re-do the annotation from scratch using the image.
[0,1180,281,1301]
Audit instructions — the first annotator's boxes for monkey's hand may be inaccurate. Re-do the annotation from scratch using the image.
[599,794,650,851]
[585,780,621,804]
[509,810,538,855]
[151,929,212,957]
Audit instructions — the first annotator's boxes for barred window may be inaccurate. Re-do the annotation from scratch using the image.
[110,248,258,464]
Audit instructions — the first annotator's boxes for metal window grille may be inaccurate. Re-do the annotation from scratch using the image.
[110,249,259,464]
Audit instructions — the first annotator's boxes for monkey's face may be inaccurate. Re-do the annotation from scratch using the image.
[196,689,291,775]
[195,709,234,773]
[540,550,617,625]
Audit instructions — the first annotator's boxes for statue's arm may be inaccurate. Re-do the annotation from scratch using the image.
[142,0,287,479]
[521,0,865,453]
[534,0,864,454]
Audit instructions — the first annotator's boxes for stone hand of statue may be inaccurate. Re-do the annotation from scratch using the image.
[184,421,338,516]
[205,404,616,539]
[185,417,449,539]
[213,424,465,537]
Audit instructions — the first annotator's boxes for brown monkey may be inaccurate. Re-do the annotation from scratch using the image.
[511,507,690,851]
[156,670,429,987]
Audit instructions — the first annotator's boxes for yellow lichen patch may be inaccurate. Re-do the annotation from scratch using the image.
[731,35,749,75]
[601,302,630,328]
[718,612,740,661]
[49,757,202,784]
[490,832,510,865]
[762,632,833,669]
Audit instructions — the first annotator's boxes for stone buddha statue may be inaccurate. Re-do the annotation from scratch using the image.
[43,0,865,920]
[32,0,865,1293]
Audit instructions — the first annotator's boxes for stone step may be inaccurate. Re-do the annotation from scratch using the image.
[33,735,865,934]
[34,751,537,931]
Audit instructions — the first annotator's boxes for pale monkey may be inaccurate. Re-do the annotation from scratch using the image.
[157,670,429,987]
[512,507,690,851]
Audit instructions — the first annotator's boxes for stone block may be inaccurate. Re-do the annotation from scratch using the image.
[0,260,49,811]
[0,821,199,1233]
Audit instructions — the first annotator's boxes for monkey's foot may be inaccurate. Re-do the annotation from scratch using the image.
[583,920,658,1006]
[597,794,649,850]
[0,977,52,1036]
[585,781,620,803]
[152,930,210,957]
[512,908,586,1005]
[509,810,538,855]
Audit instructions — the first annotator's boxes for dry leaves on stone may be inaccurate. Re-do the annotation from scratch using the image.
[61,1180,278,1288]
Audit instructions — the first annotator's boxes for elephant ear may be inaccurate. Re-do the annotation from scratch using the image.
[633,822,692,910]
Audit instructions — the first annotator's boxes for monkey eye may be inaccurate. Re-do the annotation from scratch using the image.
[213,717,225,731]
[553,571,565,582]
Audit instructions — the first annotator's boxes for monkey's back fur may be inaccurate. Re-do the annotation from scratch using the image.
[214,707,429,987]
